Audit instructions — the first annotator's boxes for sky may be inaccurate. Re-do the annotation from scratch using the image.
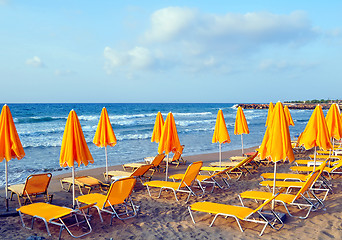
[1,0,341,103]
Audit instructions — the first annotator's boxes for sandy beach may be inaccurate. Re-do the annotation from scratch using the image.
[1,146,341,240]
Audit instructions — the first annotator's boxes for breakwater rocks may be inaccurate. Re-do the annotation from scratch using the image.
[238,103,339,110]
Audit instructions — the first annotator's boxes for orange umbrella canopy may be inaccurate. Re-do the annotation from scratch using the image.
[212,109,230,144]
[158,112,182,155]
[60,110,94,168]
[298,105,332,151]
[151,111,164,143]
[265,102,274,127]
[325,103,342,141]
[234,107,249,135]
[93,107,117,147]
[284,106,295,126]
[259,102,295,163]
[0,105,25,162]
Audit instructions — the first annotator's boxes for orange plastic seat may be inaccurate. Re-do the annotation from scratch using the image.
[240,168,329,219]
[188,191,283,236]
[76,177,137,225]
[144,161,202,203]
[8,173,52,206]
[106,164,153,183]
[17,202,94,239]
[60,176,109,195]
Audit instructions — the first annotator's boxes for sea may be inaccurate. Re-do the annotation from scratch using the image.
[0,103,319,186]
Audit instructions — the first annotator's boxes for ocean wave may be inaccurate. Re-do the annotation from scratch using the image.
[172,112,213,117]
[116,133,151,141]
[231,104,238,109]
[14,116,67,124]
[176,119,216,127]
[18,127,66,136]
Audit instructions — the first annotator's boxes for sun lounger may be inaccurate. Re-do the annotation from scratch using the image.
[309,154,342,160]
[60,176,109,195]
[290,159,342,180]
[260,161,328,191]
[188,191,284,236]
[105,164,153,183]
[169,166,231,194]
[260,172,308,182]
[167,145,186,167]
[8,173,52,206]
[76,177,137,225]
[205,152,258,180]
[144,161,202,203]
[123,153,166,174]
[17,202,94,239]
[240,169,328,219]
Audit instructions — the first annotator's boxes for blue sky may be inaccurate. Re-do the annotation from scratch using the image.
[1,1,341,103]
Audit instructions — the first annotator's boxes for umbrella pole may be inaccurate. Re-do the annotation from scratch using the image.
[165,154,169,181]
[219,143,222,167]
[5,160,8,211]
[313,147,317,172]
[72,166,75,208]
[272,161,277,210]
[105,146,108,181]
[241,134,244,156]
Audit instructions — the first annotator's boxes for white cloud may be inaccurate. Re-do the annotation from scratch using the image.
[144,7,198,42]
[144,9,317,53]
[104,46,155,75]
[258,59,317,72]
[26,56,45,68]
[104,8,319,76]
[0,0,8,5]
[55,69,75,76]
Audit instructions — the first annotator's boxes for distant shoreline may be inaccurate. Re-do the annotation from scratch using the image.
[238,103,340,109]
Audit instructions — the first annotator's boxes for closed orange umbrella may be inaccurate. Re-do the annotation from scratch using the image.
[259,102,294,206]
[298,105,332,170]
[325,103,342,143]
[60,110,94,206]
[265,102,274,127]
[234,107,249,156]
[212,109,230,166]
[158,112,181,180]
[0,104,25,210]
[151,112,164,143]
[284,106,295,126]
[93,107,117,180]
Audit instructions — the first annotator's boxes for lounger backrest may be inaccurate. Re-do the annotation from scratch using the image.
[292,168,322,201]
[252,191,281,215]
[330,159,342,172]
[131,164,153,177]
[151,154,165,167]
[171,145,184,161]
[23,173,52,196]
[104,177,136,208]
[230,152,256,171]
[179,161,203,188]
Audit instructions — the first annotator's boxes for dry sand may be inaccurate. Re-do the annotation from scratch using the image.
[1,146,342,240]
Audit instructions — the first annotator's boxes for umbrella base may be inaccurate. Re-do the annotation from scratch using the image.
[261,211,287,223]
[0,208,18,217]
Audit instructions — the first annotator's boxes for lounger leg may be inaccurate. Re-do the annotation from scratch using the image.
[259,222,268,236]
[209,214,219,227]
[96,206,104,222]
[188,207,196,224]
[172,190,179,202]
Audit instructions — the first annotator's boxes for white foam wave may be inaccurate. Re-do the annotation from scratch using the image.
[176,119,215,127]
[116,133,150,141]
[172,112,213,117]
